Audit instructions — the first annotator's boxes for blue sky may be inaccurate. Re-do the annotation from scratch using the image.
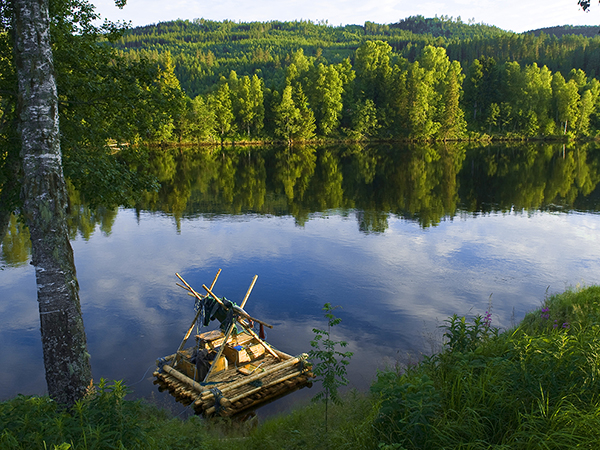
[91,0,600,33]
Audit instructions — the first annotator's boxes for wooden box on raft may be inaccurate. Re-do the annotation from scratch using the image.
[153,329,313,417]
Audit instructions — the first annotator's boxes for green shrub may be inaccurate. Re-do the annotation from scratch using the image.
[0,379,151,449]
[371,286,600,449]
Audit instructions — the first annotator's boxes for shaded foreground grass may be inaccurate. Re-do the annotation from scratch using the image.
[2,286,600,449]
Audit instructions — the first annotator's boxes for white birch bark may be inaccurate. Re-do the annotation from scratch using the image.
[12,0,92,406]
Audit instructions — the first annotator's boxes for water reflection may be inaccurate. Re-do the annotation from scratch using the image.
[128,142,600,229]
[0,142,592,251]
[1,213,30,266]
[461,144,600,214]
[2,143,600,415]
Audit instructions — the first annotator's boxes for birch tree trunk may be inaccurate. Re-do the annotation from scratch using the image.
[12,0,92,406]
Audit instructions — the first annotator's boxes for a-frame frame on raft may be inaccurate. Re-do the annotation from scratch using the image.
[153,270,313,417]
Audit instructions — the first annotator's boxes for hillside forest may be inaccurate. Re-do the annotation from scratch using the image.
[109,16,600,144]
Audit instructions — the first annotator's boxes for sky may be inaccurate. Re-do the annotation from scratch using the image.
[90,0,600,34]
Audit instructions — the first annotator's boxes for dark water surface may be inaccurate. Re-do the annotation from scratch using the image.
[2,142,600,417]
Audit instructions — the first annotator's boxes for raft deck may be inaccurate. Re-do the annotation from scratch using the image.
[153,329,313,417]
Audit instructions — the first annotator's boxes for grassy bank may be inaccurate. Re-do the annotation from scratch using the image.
[2,286,600,449]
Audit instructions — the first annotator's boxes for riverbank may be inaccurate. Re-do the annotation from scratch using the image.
[144,131,580,149]
[1,285,599,449]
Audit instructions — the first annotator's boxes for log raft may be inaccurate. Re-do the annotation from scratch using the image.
[154,330,313,417]
[154,272,313,417]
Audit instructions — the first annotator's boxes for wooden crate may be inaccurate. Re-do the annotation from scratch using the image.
[224,342,265,364]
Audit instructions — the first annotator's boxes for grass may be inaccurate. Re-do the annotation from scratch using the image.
[371,285,600,449]
[1,286,600,449]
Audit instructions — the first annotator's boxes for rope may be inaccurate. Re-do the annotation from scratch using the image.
[209,387,224,413]
[174,398,199,419]
[129,363,156,386]
[299,356,308,372]
[156,357,169,373]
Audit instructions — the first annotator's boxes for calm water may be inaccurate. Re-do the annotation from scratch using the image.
[2,142,600,416]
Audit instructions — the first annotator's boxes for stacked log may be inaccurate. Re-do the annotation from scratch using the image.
[153,353,312,417]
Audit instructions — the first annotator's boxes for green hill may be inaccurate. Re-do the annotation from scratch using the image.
[527,24,600,37]
[114,16,600,97]
[103,16,600,143]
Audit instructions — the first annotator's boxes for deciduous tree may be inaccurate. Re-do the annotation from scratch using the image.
[12,0,92,407]
[3,0,173,406]
[211,80,235,145]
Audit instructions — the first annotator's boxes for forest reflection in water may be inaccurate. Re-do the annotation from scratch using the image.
[2,141,600,415]
[96,141,600,231]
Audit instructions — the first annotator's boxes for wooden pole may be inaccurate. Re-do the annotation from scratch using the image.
[202,320,236,382]
[176,273,210,304]
[199,354,305,402]
[176,269,222,353]
[177,308,203,353]
[224,376,311,416]
[204,368,306,415]
[240,275,258,308]
[176,269,221,295]
[236,320,279,358]
[201,284,228,308]
[228,368,305,404]
[162,364,205,393]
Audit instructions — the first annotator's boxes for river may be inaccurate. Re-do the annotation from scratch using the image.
[2,141,600,417]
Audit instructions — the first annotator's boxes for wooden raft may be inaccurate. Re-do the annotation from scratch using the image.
[153,329,313,417]
[154,271,313,417]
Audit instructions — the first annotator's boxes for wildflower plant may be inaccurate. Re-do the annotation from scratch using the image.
[541,307,551,320]
[442,312,498,354]
[539,305,570,331]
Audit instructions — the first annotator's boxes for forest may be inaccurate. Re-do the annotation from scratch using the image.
[107,15,600,144]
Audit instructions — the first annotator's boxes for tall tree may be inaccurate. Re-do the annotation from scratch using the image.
[438,60,466,140]
[231,73,264,138]
[463,57,498,126]
[12,0,92,406]
[211,80,235,145]
[5,0,171,407]
[308,63,345,136]
[249,74,265,137]
[187,95,216,143]
[151,51,186,143]
[553,72,581,134]
[274,85,316,144]
[523,63,554,136]
[354,40,392,106]
[274,85,302,144]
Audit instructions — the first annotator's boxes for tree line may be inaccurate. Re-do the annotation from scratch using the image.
[114,16,600,94]
[123,41,600,145]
